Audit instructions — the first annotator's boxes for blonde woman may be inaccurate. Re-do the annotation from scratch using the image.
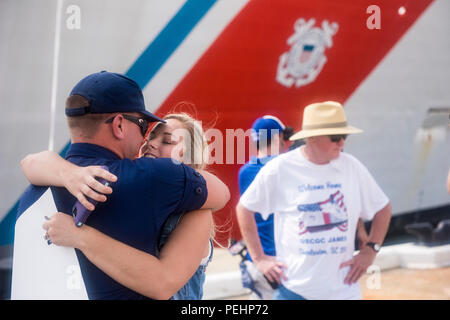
[22,112,221,300]
[141,113,214,299]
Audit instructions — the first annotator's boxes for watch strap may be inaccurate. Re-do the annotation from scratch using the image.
[367,242,380,252]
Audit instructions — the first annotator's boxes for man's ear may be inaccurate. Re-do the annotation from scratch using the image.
[111,115,125,140]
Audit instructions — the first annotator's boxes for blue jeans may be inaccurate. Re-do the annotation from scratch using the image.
[239,259,278,299]
[273,285,307,300]
[159,212,213,300]
[171,240,213,300]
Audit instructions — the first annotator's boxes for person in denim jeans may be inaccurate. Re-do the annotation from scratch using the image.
[237,115,293,299]
[237,102,392,300]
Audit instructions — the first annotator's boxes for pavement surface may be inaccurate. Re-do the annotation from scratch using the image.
[206,248,450,300]
[360,267,450,300]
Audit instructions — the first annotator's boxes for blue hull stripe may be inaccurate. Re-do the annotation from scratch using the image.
[0,0,217,246]
[126,0,217,89]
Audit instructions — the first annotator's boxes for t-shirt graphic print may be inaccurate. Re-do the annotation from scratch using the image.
[298,190,348,235]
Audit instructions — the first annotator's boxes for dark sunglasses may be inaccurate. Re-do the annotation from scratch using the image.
[329,134,347,143]
[105,114,149,137]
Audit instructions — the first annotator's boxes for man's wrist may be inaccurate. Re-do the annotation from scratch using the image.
[366,242,381,253]
[251,252,267,264]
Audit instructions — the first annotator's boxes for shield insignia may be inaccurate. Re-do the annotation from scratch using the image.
[277,18,338,88]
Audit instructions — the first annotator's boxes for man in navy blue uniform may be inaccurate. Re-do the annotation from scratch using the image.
[17,71,228,299]
[237,115,291,299]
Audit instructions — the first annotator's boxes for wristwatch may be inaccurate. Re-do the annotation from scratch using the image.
[366,242,381,252]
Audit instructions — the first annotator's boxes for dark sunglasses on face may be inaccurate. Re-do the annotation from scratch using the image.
[105,114,149,137]
[329,134,347,143]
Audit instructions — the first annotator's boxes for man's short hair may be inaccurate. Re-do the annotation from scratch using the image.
[66,95,112,139]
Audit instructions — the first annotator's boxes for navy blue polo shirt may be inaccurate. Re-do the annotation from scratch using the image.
[238,156,276,260]
[17,143,207,299]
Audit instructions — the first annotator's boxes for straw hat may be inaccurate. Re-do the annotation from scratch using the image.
[289,101,363,141]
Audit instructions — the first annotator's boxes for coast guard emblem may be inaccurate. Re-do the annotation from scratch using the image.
[277,18,338,88]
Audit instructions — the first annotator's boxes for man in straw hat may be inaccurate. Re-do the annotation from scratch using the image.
[236,101,392,300]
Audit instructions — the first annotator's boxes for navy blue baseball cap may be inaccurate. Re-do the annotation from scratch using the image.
[251,115,286,142]
[65,71,165,123]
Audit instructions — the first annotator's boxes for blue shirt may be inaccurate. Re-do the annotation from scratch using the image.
[17,143,207,299]
[238,156,276,259]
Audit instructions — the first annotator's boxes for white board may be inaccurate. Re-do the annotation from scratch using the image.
[11,188,88,299]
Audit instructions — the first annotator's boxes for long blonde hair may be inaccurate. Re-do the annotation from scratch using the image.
[147,111,225,245]
[163,113,209,170]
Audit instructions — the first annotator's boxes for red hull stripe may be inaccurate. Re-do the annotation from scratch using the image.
[155,0,434,243]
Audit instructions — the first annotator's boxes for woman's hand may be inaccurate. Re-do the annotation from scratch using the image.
[43,212,87,249]
[64,166,117,211]
[21,151,116,210]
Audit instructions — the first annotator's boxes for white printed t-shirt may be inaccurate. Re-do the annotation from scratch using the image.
[239,147,389,300]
